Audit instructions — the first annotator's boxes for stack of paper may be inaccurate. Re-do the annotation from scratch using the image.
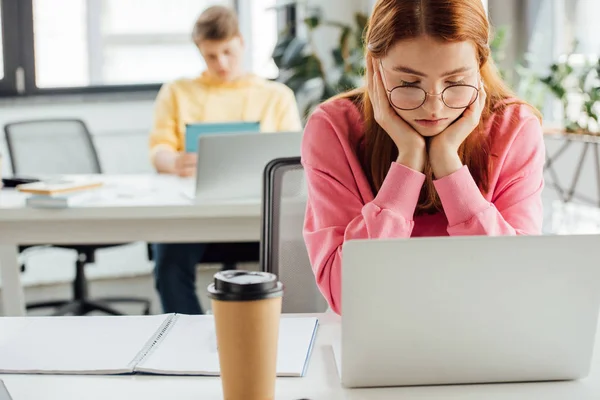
[17,178,103,208]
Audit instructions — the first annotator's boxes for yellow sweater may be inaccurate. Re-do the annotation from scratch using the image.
[149,72,302,160]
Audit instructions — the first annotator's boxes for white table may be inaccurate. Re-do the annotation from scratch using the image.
[0,175,263,316]
[1,312,600,399]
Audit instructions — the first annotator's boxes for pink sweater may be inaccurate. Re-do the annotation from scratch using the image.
[302,98,545,315]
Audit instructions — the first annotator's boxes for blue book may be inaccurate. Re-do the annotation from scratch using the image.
[185,121,261,153]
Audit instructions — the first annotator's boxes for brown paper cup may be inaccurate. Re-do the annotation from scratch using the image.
[208,271,284,400]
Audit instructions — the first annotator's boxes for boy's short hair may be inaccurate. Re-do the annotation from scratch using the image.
[192,6,240,43]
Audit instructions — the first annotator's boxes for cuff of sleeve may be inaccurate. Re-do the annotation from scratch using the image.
[373,162,426,219]
[433,165,491,226]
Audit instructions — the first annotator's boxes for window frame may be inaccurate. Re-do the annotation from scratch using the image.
[0,0,20,95]
[0,0,291,98]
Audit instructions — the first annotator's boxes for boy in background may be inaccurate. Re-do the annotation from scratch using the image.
[149,5,302,314]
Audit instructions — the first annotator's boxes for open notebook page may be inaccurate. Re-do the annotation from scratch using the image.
[136,315,319,377]
[0,315,167,375]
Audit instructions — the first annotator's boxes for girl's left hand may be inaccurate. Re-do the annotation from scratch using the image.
[429,84,487,178]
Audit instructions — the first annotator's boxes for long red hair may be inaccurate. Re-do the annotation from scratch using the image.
[335,0,538,214]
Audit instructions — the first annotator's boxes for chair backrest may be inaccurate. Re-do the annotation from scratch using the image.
[261,157,328,313]
[4,119,102,175]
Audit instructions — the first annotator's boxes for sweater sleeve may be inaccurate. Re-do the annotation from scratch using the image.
[302,107,425,314]
[433,117,545,236]
[149,83,181,165]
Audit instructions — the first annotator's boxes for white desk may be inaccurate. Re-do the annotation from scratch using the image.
[1,312,600,399]
[0,175,262,316]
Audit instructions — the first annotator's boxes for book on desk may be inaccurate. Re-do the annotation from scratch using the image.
[184,121,260,153]
[16,177,104,196]
[15,177,104,208]
[0,314,318,377]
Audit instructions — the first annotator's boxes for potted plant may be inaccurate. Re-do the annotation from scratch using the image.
[527,42,600,206]
[535,42,600,135]
[270,2,367,119]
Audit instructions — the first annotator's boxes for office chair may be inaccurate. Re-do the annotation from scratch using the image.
[4,118,151,316]
[260,157,328,313]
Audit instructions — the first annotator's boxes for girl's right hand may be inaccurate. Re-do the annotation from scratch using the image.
[366,55,427,173]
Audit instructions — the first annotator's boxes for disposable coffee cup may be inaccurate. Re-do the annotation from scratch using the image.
[208,270,284,400]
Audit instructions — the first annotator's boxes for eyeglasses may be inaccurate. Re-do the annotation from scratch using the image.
[379,60,480,111]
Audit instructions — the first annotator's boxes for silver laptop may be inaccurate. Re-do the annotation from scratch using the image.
[191,131,302,202]
[340,234,600,388]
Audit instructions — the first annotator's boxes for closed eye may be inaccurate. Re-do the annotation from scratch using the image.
[399,80,421,87]
[446,79,467,85]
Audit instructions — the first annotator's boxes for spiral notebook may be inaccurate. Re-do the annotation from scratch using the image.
[0,314,318,377]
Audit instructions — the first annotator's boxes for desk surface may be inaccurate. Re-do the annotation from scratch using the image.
[0,174,261,221]
[2,312,600,400]
[0,174,264,316]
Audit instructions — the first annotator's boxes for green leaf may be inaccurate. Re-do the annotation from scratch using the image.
[554,86,566,99]
[490,25,509,64]
[566,121,583,133]
[272,34,294,68]
[337,74,358,91]
[304,16,320,29]
[339,26,351,50]
[584,101,595,117]
[280,37,307,69]
[349,62,365,77]
[354,12,368,48]
[321,83,338,100]
[355,12,368,33]
[565,64,574,75]
[304,54,324,79]
[303,101,319,120]
[304,5,323,29]
[339,26,352,69]
[282,70,311,93]
[569,39,580,55]
[332,48,344,66]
